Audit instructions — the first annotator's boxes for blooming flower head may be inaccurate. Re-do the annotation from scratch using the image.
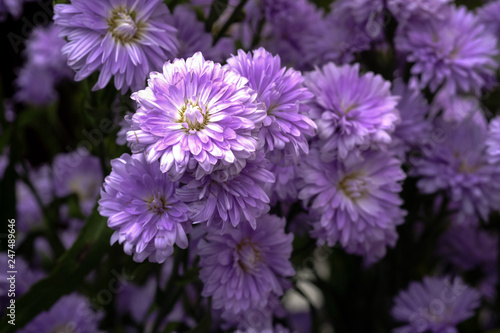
[18,293,104,333]
[98,153,190,263]
[395,5,498,95]
[477,0,500,37]
[53,150,103,216]
[54,0,179,93]
[391,276,481,333]
[391,79,431,156]
[127,52,265,180]
[226,48,316,161]
[198,214,294,316]
[413,114,500,223]
[299,145,406,263]
[15,24,72,105]
[176,152,274,232]
[388,0,452,22]
[304,62,400,160]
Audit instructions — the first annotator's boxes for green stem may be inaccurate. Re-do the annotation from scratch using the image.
[213,0,248,44]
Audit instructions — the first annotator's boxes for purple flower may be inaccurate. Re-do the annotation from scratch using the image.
[172,5,233,62]
[16,165,53,232]
[391,79,431,156]
[127,52,265,180]
[391,276,481,333]
[54,0,179,93]
[395,6,498,95]
[304,62,400,160]
[53,150,103,216]
[299,145,406,263]
[264,161,300,205]
[0,0,25,21]
[486,116,500,165]
[98,153,190,263]
[477,0,500,37]
[15,24,72,105]
[413,114,500,224]
[198,214,294,316]
[438,224,497,271]
[387,0,452,22]
[176,153,274,232]
[430,89,483,123]
[225,48,316,161]
[18,293,104,333]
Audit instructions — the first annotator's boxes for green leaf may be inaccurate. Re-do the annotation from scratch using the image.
[0,208,112,333]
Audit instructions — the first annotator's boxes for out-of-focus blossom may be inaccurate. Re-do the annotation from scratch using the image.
[127,52,265,180]
[477,0,500,37]
[299,146,406,263]
[15,24,72,105]
[486,116,500,165]
[18,293,104,333]
[98,153,190,263]
[388,0,452,22]
[52,150,103,216]
[395,6,498,95]
[391,276,481,333]
[54,0,179,93]
[198,214,294,317]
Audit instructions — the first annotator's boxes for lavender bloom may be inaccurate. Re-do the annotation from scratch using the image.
[304,63,400,160]
[395,6,498,95]
[438,225,497,271]
[264,161,300,205]
[0,0,25,20]
[54,0,179,93]
[198,214,294,316]
[16,165,53,232]
[299,146,406,263]
[391,276,481,333]
[413,115,500,224]
[430,89,483,123]
[15,24,72,105]
[98,153,190,263]
[53,151,103,216]
[176,153,274,232]
[127,52,265,180]
[391,80,431,156]
[18,293,104,333]
[387,0,452,22]
[172,5,233,62]
[486,116,500,165]
[477,0,500,37]
[226,48,316,161]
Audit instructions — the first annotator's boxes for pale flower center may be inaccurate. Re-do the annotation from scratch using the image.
[338,172,368,200]
[147,193,169,214]
[178,101,209,131]
[108,8,141,44]
[236,238,262,273]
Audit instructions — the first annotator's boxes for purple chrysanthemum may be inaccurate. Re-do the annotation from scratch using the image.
[53,150,103,216]
[486,116,500,165]
[226,48,316,161]
[18,293,104,333]
[198,214,294,316]
[298,145,406,263]
[172,5,233,62]
[391,276,481,333]
[477,0,500,37]
[264,161,300,205]
[127,52,265,180]
[54,0,179,93]
[413,114,500,223]
[304,62,400,160]
[430,89,483,123]
[391,80,431,156]
[98,153,190,263]
[387,0,452,22]
[176,153,274,232]
[438,225,497,272]
[15,24,72,105]
[395,5,498,95]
